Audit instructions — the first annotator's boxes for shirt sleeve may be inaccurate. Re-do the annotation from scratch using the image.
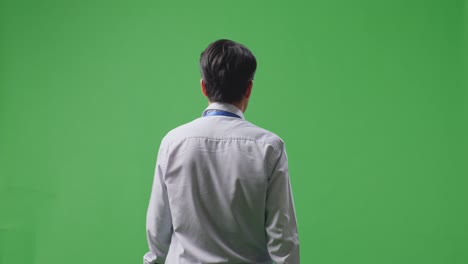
[265,143,300,264]
[144,140,173,264]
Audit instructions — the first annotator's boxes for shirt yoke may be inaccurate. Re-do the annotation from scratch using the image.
[161,117,285,152]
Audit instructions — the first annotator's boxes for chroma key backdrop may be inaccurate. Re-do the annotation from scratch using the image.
[0,0,467,263]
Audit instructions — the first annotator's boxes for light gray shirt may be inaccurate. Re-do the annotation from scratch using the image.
[144,102,299,264]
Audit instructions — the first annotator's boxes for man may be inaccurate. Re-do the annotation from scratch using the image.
[144,39,299,264]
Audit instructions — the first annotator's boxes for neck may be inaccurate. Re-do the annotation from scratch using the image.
[208,100,248,113]
[232,101,247,113]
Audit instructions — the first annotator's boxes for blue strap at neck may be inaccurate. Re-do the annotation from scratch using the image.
[203,109,241,119]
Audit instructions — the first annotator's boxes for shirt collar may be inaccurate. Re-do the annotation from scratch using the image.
[202,102,245,120]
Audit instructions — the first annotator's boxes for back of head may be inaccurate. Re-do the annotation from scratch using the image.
[200,39,257,104]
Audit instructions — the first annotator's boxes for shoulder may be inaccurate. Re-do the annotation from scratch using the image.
[163,116,217,138]
[242,121,285,151]
[159,118,200,144]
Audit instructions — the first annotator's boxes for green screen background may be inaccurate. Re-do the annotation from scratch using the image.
[1,0,467,263]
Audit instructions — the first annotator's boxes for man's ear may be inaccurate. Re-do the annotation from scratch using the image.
[201,79,208,97]
[245,80,253,99]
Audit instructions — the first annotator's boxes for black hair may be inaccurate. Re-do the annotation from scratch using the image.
[199,39,257,103]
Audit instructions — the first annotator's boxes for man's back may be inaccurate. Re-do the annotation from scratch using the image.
[144,39,299,264]
[144,103,299,264]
